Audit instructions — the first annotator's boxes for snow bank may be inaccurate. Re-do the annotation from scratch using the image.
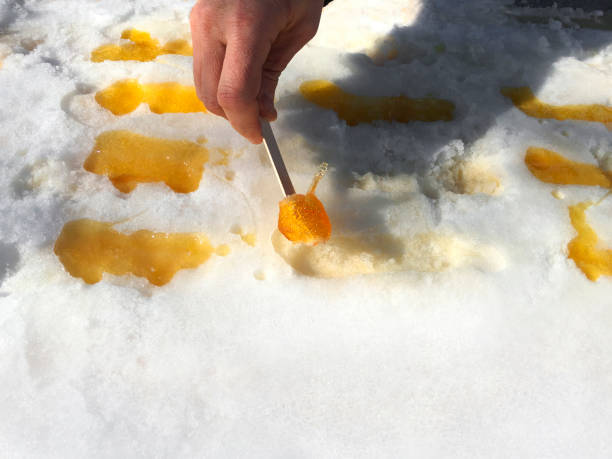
[1,0,611,457]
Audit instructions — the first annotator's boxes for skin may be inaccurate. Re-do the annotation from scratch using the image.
[190,0,324,143]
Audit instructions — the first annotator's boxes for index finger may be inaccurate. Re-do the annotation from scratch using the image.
[216,30,272,144]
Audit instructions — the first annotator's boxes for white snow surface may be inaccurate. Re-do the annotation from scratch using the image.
[1,0,612,457]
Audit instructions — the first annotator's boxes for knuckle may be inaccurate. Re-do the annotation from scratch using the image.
[217,86,251,110]
[303,22,319,40]
[189,2,204,23]
[190,2,219,29]
[208,106,225,118]
[263,68,282,81]
[202,94,222,112]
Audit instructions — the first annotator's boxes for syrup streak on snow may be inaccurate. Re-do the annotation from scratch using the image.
[299,80,455,126]
[95,79,206,115]
[525,147,611,188]
[568,201,612,282]
[524,147,612,281]
[84,130,209,193]
[501,87,612,125]
[91,29,192,62]
[54,219,229,286]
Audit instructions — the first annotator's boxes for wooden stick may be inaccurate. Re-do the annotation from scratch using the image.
[260,118,295,197]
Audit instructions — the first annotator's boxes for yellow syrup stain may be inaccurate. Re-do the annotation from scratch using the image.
[95,79,206,115]
[525,147,611,188]
[300,80,454,126]
[567,202,612,281]
[212,149,231,166]
[241,233,256,246]
[91,29,192,62]
[215,244,231,256]
[272,230,505,278]
[367,36,399,65]
[230,225,256,247]
[551,189,565,200]
[438,159,502,196]
[278,163,332,244]
[501,87,612,125]
[83,130,209,193]
[54,219,226,286]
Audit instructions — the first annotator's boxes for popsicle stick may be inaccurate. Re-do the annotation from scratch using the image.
[260,118,295,197]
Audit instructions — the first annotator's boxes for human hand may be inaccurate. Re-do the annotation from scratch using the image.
[190,0,324,143]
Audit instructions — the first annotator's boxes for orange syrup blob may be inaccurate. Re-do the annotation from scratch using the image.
[525,147,611,188]
[83,130,209,193]
[278,163,332,244]
[567,201,612,281]
[523,146,612,281]
[501,87,612,125]
[95,79,206,116]
[91,29,192,62]
[54,219,228,286]
[299,80,454,126]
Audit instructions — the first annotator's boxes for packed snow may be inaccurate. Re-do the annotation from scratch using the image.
[1,0,611,457]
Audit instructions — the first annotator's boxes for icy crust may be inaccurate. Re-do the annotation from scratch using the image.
[1,0,612,457]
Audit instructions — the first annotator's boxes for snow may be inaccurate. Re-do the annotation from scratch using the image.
[1,0,612,457]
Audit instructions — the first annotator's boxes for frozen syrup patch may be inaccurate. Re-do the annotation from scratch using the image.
[501,87,612,125]
[54,219,226,286]
[568,202,612,281]
[84,130,209,193]
[300,80,454,126]
[91,29,192,62]
[95,79,206,115]
[230,225,257,247]
[523,146,611,282]
[272,230,505,278]
[446,160,501,195]
[429,158,502,196]
[525,147,611,188]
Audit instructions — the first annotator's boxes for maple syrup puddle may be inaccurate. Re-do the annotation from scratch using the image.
[91,29,192,62]
[278,163,332,244]
[501,87,612,125]
[523,146,611,281]
[567,202,612,281]
[300,80,454,126]
[84,130,209,193]
[95,79,206,116]
[230,225,256,246]
[54,219,228,286]
[525,147,611,188]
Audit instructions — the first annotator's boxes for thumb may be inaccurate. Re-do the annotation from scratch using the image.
[257,29,315,121]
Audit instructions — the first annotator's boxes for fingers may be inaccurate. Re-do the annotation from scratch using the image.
[217,32,271,144]
[190,0,324,144]
[197,40,226,118]
[190,5,226,118]
[258,72,279,121]
[257,27,318,122]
